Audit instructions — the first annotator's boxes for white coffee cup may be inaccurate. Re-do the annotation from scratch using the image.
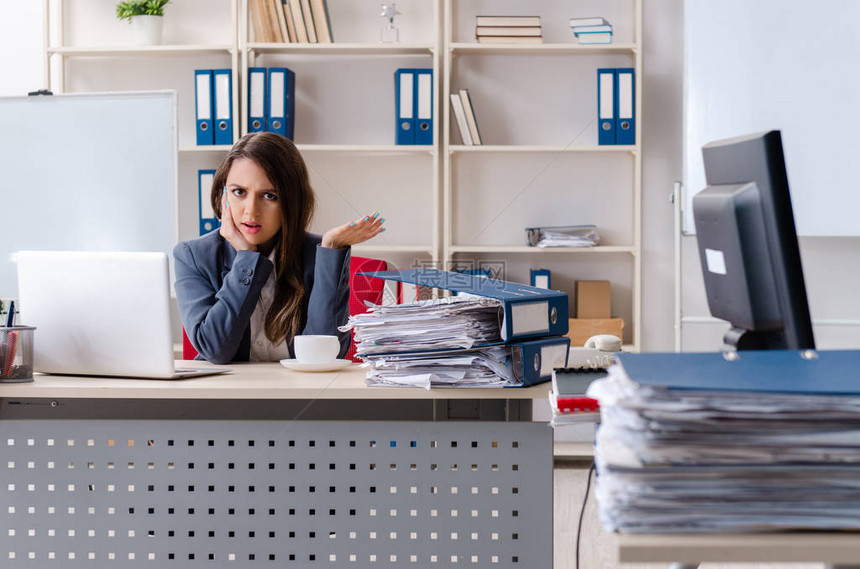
[294,335,340,364]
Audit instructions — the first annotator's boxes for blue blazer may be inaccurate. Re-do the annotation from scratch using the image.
[174,230,351,364]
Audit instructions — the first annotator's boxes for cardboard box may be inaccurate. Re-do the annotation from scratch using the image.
[575,280,611,318]
[566,318,624,347]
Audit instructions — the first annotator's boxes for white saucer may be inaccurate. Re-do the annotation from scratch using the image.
[279,359,351,372]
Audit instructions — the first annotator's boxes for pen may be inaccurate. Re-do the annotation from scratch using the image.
[5,300,13,328]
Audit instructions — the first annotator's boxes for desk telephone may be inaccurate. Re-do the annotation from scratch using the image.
[568,334,622,369]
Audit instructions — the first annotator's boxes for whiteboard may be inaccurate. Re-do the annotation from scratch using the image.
[683,0,860,235]
[0,91,177,296]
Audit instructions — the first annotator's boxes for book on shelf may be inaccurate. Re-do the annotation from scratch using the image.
[576,32,612,45]
[281,0,297,42]
[569,16,608,27]
[476,26,542,37]
[288,0,309,42]
[250,0,268,42]
[449,93,473,145]
[475,15,541,27]
[300,0,318,43]
[572,24,612,34]
[272,0,289,42]
[457,89,482,145]
[266,0,285,42]
[310,0,333,43]
[476,36,544,44]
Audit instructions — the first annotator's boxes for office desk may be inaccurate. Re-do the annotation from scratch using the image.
[617,532,860,568]
[0,363,552,567]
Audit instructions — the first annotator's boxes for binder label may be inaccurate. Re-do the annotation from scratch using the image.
[540,343,570,377]
[399,72,414,120]
[510,301,550,336]
[196,73,211,120]
[599,72,614,120]
[250,72,265,118]
[270,71,285,118]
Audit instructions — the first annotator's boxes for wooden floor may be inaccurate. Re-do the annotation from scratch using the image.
[553,463,826,569]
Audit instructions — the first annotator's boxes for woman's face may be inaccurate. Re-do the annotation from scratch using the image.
[225,157,283,254]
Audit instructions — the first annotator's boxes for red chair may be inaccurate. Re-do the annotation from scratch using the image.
[345,256,388,361]
[181,256,388,362]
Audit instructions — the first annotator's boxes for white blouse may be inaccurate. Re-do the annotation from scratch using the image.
[248,250,291,362]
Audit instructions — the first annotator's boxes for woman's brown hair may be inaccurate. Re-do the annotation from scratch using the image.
[210,132,316,344]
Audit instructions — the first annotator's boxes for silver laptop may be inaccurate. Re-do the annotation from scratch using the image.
[15,251,229,379]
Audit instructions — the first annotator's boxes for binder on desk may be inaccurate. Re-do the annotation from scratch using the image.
[268,67,295,139]
[597,68,616,145]
[198,169,218,235]
[194,69,214,146]
[248,67,268,132]
[362,269,569,341]
[212,69,233,146]
[615,67,635,145]
[395,68,415,145]
[414,69,433,146]
[616,350,860,395]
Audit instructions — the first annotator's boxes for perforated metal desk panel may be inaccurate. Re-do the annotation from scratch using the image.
[0,363,552,567]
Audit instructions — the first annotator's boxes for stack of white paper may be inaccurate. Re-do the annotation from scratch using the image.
[340,296,513,388]
[588,363,860,533]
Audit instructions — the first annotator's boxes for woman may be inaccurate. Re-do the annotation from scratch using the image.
[174,132,384,364]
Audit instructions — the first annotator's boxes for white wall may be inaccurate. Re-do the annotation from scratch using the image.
[1,2,44,96]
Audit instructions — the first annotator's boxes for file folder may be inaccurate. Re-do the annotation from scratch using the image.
[394,68,415,145]
[267,67,295,139]
[615,67,635,145]
[198,169,218,235]
[414,68,433,146]
[597,68,616,145]
[617,350,860,395]
[212,69,233,146]
[363,269,569,342]
[530,268,551,289]
[248,67,268,133]
[194,69,214,146]
[506,336,570,387]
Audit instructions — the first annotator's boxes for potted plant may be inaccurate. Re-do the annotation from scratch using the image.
[116,0,171,46]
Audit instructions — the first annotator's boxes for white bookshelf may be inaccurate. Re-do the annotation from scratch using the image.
[42,0,641,346]
[442,0,643,349]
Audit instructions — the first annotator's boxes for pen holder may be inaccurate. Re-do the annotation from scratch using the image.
[0,326,36,383]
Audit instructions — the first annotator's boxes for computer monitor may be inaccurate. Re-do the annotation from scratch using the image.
[693,130,814,351]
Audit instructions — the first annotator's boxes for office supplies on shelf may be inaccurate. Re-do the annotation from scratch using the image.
[476,36,543,44]
[300,0,317,43]
[567,317,624,347]
[363,335,569,389]
[615,68,635,144]
[530,268,551,290]
[458,89,482,145]
[198,169,218,235]
[248,67,268,132]
[526,224,599,247]
[572,24,612,34]
[194,69,214,145]
[310,0,332,43]
[575,31,612,44]
[16,251,229,380]
[288,0,309,42]
[475,15,541,27]
[549,367,604,424]
[590,349,860,533]
[569,16,608,27]
[449,93,473,145]
[249,0,269,42]
[359,269,569,342]
[414,69,433,145]
[212,69,233,146]
[475,26,542,37]
[597,68,616,145]
[394,68,415,145]
[267,67,295,139]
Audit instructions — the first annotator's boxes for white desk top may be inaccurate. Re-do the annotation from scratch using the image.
[0,361,550,400]
[617,532,860,565]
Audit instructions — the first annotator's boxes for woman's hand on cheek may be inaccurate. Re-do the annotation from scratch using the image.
[219,189,256,252]
[321,212,386,249]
